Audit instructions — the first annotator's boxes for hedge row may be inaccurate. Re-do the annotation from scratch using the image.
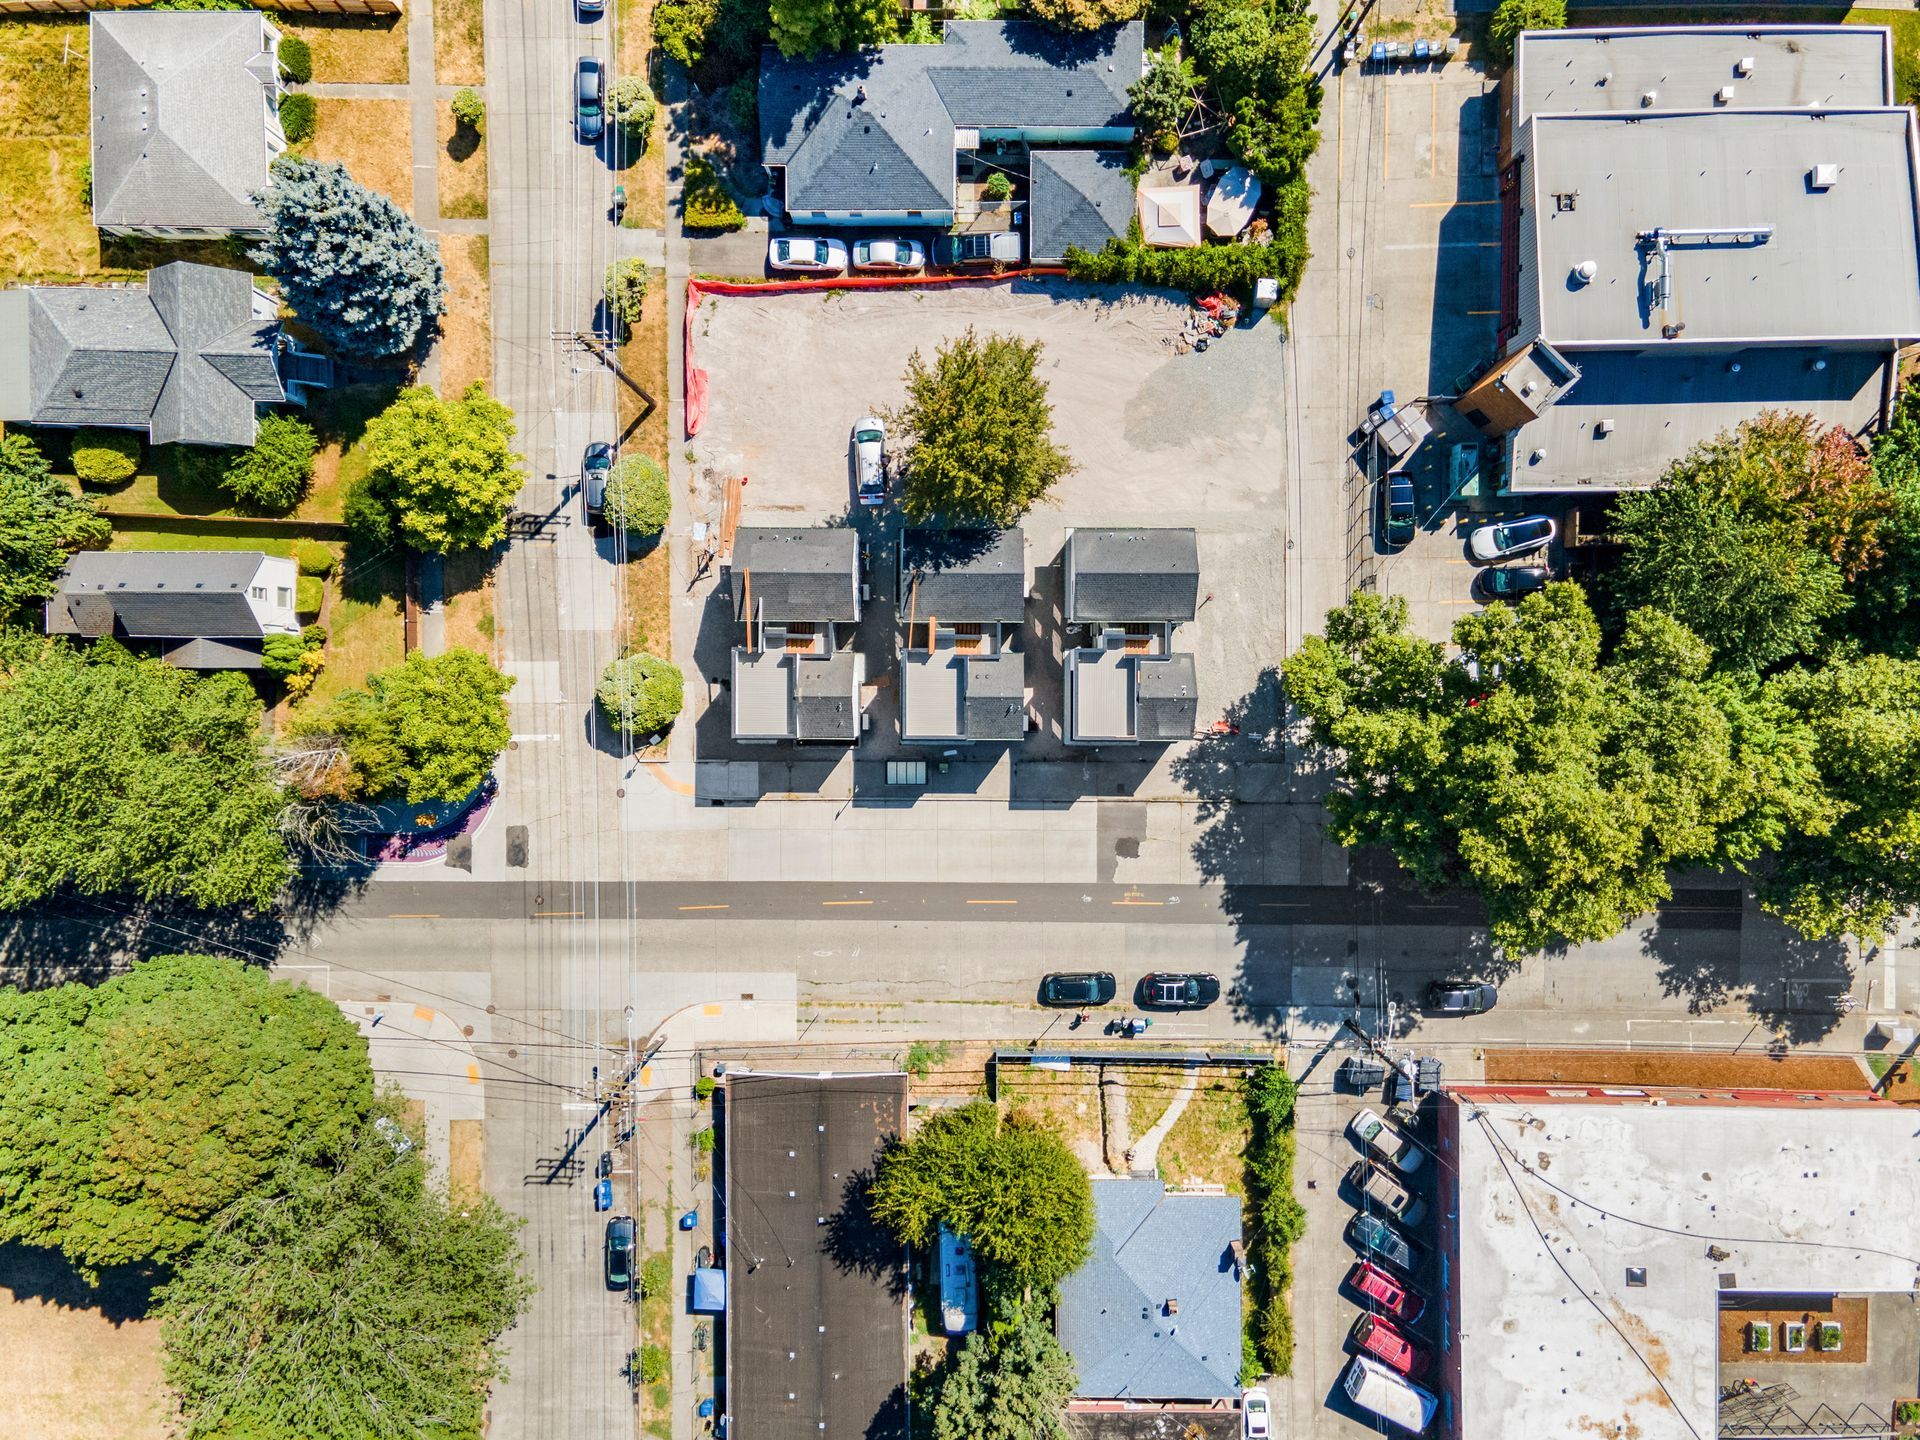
[1242,1065,1306,1378]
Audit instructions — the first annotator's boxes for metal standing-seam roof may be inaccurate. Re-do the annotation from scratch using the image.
[1030,150,1135,263]
[1057,1179,1244,1400]
[761,21,1141,215]
[1064,528,1200,624]
[90,10,282,234]
[3,261,283,447]
[731,528,861,624]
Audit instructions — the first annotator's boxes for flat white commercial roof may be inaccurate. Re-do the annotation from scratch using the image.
[1524,108,1920,348]
[1453,1095,1920,1440]
[1514,26,1891,128]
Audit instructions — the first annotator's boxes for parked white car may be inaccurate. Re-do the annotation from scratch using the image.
[851,237,926,272]
[1349,1106,1423,1174]
[852,417,886,507]
[1468,514,1556,562]
[768,236,848,274]
[1242,1386,1272,1439]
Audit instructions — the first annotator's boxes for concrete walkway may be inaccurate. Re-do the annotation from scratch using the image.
[416,550,446,657]
[1130,1073,1198,1176]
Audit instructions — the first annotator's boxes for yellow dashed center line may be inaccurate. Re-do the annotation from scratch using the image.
[967,899,1018,906]
[821,899,873,907]
[678,904,729,911]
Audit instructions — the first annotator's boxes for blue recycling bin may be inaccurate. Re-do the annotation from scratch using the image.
[679,1208,700,1231]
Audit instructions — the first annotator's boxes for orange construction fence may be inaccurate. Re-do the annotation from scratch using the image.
[682,268,1071,438]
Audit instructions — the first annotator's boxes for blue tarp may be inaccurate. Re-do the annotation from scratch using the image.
[692,1267,726,1313]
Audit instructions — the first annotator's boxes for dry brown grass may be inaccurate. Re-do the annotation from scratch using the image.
[438,233,492,396]
[307,99,415,214]
[433,0,485,85]
[615,0,666,228]
[618,267,669,458]
[1481,1048,1868,1091]
[444,547,498,656]
[0,21,95,284]
[1157,1073,1250,1194]
[621,541,672,654]
[277,12,409,85]
[448,1119,485,1205]
[0,1249,169,1440]
[436,104,488,220]
[998,1070,1106,1155]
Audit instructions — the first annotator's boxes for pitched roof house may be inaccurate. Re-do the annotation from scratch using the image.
[0,261,292,448]
[90,11,287,238]
[1030,149,1136,263]
[1056,1179,1244,1400]
[897,528,1028,744]
[45,550,300,669]
[1062,528,1199,745]
[730,528,866,744]
[761,21,1143,228]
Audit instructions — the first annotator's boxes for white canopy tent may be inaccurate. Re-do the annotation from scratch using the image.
[1136,183,1202,248]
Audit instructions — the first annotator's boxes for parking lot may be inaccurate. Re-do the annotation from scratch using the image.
[684,280,1293,772]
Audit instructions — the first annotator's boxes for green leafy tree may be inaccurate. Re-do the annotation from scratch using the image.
[450,86,485,132]
[1487,0,1566,64]
[1762,655,1920,939]
[605,257,649,331]
[1190,0,1322,189]
[286,687,405,802]
[603,454,671,535]
[1285,586,1833,953]
[869,1101,1092,1290]
[1611,413,1886,670]
[158,1102,533,1440]
[929,1307,1076,1440]
[0,434,108,616]
[892,329,1074,527]
[1026,0,1141,29]
[1849,384,1920,654]
[609,76,656,140]
[1128,44,1198,150]
[368,648,513,802]
[596,652,683,735]
[0,953,371,1274]
[0,639,290,910]
[222,413,317,513]
[769,0,894,58]
[71,428,141,486]
[251,158,446,359]
[362,383,523,553]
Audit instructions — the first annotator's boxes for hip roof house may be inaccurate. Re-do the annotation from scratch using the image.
[1464,25,1920,493]
[0,261,319,449]
[761,20,1143,228]
[45,550,300,670]
[90,11,288,239]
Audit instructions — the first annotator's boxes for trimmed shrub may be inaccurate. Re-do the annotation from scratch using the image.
[603,454,670,536]
[639,1345,669,1384]
[223,413,316,513]
[691,1126,715,1154]
[1066,181,1311,302]
[693,1075,716,1101]
[983,170,1011,202]
[296,575,324,617]
[343,473,397,549]
[1027,0,1141,30]
[595,652,683,736]
[1488,0,1566,65]
[278,35,314,84]
[71,429,141,487]
[450,87,485,133]
[683,154,746,232]
[279,92,317,145]
[293,539,337,578]
[79,158,91,207]
[609,76,656,142]
[1243,1066,1304,1377]
[604,258,649,332]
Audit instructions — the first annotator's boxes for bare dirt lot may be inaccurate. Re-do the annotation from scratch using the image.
[688,280,1288,525]
[1482,1048,1868,1090]
[0,1246,168,1440]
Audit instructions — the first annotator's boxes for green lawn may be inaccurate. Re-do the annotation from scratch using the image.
[293,551,405,715]
[106,527,302,560]
[1848,9,1920,103]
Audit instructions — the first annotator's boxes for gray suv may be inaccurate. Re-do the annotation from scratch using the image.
[576,56,605,142]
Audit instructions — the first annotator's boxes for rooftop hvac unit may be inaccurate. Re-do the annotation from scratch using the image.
[1809,163,1839,190]
[1716,85,1736,105]
[1736,55,1755,76]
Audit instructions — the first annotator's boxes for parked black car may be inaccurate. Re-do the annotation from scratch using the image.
[1039,972,1117,1007]
[1476,564,1551,601]
[1136,972,1221,1010]
[1424,979,1498,1015]
[1347,1211,1425,1279]
[1381,472,1416,548]
[604,1214,635,1291]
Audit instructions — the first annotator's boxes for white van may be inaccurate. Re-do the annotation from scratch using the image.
[1344,1354,1438,1433]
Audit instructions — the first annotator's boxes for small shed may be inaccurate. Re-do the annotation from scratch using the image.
[691,1266,726,1313]
[1136,183,1202,248]
[1204,166,1261,238]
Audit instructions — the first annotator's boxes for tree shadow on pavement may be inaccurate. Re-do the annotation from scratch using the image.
[1642,900,1852,1045]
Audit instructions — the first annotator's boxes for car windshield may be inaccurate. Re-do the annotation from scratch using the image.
[856,429,882,444]
[813,242,829,264]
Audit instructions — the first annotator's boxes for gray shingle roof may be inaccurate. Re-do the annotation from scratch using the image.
[91,11,280,234]
[5,262,282,446]
[1057,1179,1243,1400]
[1030,149,1134,263]
[962,650,1025,740]
[45,550,268,643]
[732,528,861,624]
[1065,528,1199,624]
[793,651,861,740]
[762,21,1142,214]
[1135,653,1198,741]
[898,527,1027,623]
